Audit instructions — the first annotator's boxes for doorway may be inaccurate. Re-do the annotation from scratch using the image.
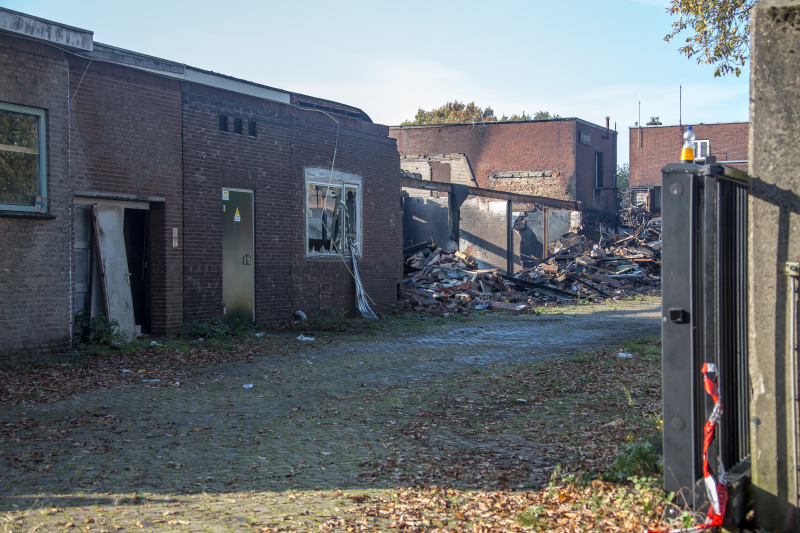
[73,200,151,337]
[222,188,254,324]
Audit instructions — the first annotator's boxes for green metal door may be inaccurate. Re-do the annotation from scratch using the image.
[222,189,254,324]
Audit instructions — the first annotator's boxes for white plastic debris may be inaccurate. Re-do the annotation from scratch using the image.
[618,352,635,358]
[120,369,131,373]
[254,332,267,338]
[142,379,162,383]
[197,338,204,342]
[297,334,315,341]
[474,303,490,310]
[516,399,527,403]
[150,341,160,346]
[307,361,313,365]
[243,384,253,389]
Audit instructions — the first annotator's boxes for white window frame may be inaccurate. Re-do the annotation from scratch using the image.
[0,102,48,212]
[305,167,362,260]
[694,139,710,160]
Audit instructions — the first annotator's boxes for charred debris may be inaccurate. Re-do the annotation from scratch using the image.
[399,217,661,316]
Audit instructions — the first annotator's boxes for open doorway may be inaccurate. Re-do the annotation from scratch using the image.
[73,200,151,336]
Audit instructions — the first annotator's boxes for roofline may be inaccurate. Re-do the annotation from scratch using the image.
[0,7,92,36]
[1,8,373,122]
[628,121,749,129]
[75,44,371,121]
[0,6,93,51]
[390,117,616,133]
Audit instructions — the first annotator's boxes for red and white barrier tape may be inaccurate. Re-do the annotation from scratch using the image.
[646,363,727,533]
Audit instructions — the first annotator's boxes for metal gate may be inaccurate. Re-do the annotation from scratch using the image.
[661,161,751,522]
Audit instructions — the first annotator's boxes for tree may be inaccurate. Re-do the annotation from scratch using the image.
[616,163,630,189]
[401,102,560,126]
[401,101,497,126]
[665,0,755,77]
[532,111,561,120]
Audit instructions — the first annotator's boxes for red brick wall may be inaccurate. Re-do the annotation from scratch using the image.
[0,34,72,358]
[629,122,749,187]
[181,87,401,324]
[67,56,184,335]
[389,120,618,214]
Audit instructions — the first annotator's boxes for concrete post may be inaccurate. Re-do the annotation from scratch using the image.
[749,1,800,529]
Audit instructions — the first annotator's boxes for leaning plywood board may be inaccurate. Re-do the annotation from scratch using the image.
[93,205,136,342]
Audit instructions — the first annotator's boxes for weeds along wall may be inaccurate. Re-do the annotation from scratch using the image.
[181,85,402,324]
[0,34,71,358]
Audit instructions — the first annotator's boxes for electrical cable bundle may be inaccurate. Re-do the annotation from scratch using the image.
[350,245,378,320]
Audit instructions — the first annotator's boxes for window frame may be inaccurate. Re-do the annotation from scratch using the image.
[594,151,604,188]
[694,139,710,159]
[0,102,48,212]
[304,167,362,261]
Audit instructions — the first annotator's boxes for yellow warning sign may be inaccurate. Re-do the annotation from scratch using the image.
[234,207,241,222]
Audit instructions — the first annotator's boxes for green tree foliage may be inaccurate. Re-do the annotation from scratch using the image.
[0,110,39,204]
[531,111,561,120]
[665,0,755,77]
[401,101,560,126]
[616,163,630,189]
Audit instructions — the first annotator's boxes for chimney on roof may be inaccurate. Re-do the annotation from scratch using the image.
[646,116,662,126]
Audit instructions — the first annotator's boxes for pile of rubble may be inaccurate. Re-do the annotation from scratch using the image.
[398,219,661,316]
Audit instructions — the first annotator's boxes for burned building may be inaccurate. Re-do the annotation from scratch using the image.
[0,8,401,358]
[390,118,617,271]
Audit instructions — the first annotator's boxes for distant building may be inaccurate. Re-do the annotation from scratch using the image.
[629,121,749,188]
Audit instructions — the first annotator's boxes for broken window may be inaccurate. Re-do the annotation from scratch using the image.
[307,181,359,255]
[0,103,47,211]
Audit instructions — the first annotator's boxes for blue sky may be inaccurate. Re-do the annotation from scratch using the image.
[3,0,749,166]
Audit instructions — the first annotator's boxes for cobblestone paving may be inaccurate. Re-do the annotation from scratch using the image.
[0,300,660,532]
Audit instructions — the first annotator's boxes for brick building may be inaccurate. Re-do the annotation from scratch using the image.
[389,118,619,225]
[629,121,749,188]
[0,8,401,358]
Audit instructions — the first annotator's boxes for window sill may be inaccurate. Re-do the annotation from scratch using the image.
[0,210,55,219]
[306,253,359,262]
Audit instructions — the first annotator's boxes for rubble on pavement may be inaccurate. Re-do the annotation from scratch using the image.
[398,218,661,315]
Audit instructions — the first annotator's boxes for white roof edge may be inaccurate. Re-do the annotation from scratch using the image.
[184,68,291,104]
[0,7,93,51]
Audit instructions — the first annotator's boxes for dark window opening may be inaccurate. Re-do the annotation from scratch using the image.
[248,121,257,137]
[234,118,243,135]
[219,115,228,132]
[595,152,604,188]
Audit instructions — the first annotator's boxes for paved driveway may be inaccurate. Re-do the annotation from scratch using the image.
[0,300,660,532]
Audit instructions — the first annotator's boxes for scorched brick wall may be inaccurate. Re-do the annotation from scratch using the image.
[389,119,618,215]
